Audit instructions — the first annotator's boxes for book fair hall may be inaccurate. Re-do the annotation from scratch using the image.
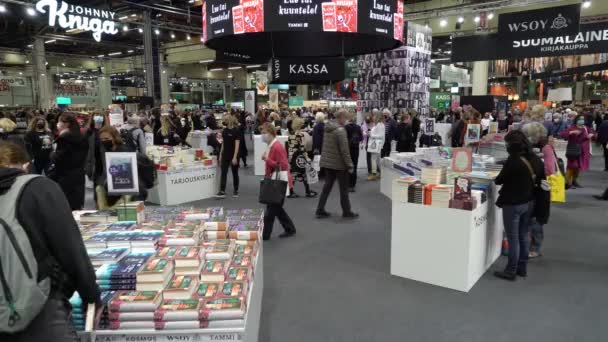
[3,0,608,341]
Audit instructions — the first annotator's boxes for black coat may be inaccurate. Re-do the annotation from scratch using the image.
[395,122,415,152]
[51,130,89,210]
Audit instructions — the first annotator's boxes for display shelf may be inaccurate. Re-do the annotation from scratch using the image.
[380,158,407,200]
[391,189,503,292]
[147,163,218,206]
[87,246,263,342]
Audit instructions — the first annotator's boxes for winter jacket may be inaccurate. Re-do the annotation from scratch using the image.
[312,121,325,153]
[0,168,101,306]
[319,121,353,171]
[51,129,89,210]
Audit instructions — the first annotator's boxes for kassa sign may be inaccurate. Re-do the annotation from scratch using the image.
[35,0,119,42]
[497,4,580,39]
[269,57,345,84]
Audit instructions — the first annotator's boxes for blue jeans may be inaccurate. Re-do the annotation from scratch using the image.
[529,217,544,253]
[502,202,533,274]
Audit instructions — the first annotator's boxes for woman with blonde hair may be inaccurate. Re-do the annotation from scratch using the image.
[154,115,181,146]
[217,114,241,198]
[24,116,53,174]
[286,117,317,198]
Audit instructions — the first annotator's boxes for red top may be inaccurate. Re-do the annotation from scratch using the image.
[264,139,293,187]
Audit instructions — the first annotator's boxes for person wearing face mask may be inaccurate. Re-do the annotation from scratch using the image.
[395,113,414,153]
[546,113,567,138]
[260,123,296,240]
[360,113,376,175]
[561,114,595,188]
[85,113,108,201]
[24,116,53,175]
[0,141,101,340]
[50,114,89,211]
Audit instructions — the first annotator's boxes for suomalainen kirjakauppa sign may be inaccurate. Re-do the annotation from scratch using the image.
[35,0,118,42]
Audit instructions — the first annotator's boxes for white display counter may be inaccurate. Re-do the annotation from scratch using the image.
[253,135,288,176]
[380,158,405,200]
[147,163,218,206]
[88,247,264,342]
[390,188,503,292]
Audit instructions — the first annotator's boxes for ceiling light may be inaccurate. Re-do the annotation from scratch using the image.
[25,60,29,64]
[108,52,122,56]
[431,59,435,63]
[119,16,128,20]
[0,5,6,13]
[154,29,160,35]
[186,34,191,40]
[582,1,592,9]
[26,7,36,16]
[123,25,128,32]
[61,62,66,67]
[170,33,175,39]
[246,64,262,68]
[457,17,464,23]
[440,19,448,27]
[209,68,223,72]
[138,28,143,33]
[488,13,494,20]
[474,16,480,23]
[44,39,56,44]
[199,59,214,64]
[127,50,134,53]
[97,54,105,58]
[131,14,137,17]
[19,72,22,75]
[228,66,241,70]
[27,44,33,48]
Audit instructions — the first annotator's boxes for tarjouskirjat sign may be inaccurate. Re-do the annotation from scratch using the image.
[35,0,119,42]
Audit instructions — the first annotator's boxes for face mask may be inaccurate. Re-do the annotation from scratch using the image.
[94,116,104,124]
[577,120,585,126]
[36,122,45,129]
[101,140,114,151]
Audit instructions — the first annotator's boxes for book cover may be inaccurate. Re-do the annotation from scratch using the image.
[107,222,137,231]
[322,2,337,32]
[137,258,173,283]
[174,247,202,268]
[454,177,473,200]
[233,5,244,34]
[204,231,229,240]
[226,266,253,282]
[200,260,229,282]
[90,248,130,266]
[234,244,257,256]
[242,0,263,33]
[194,282,221,299]
[451,148,473,173]
[202,243,233,260]
[335,0,357,33]
[156,246,178,259]
[231,255,253,268]
[109,291,161,312]
[163,275,198,300]
[219,281,247,299]
[154,299,202,321]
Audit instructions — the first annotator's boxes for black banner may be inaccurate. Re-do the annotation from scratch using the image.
[269,57,345,84]
[215,50,268,64]
[498,4,580,39]
[452,22,608,62]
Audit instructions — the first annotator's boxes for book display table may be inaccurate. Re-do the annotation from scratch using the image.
[380,158,408,200]
[390,185,503,292]
[147,163,219,206]
[479,140,570,162]
[85,246,263,342]
[253,135,288,176]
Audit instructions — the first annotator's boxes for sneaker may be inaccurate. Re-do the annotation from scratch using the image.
[306,191,318,198]
[528,251,541,259]
[315,210,330,219]
[342,212,359,219]
[233,191,239,198]
[516,270,528,277]
[494,271,517,281]
[279,231,296,239]
[367,175,375,181]
[593,195,608,201]
[215,191,226,198]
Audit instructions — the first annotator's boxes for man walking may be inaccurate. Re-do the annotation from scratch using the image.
[316,109,358,219]
[381,109,396,158]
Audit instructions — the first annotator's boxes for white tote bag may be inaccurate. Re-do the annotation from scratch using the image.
[367,137,382,154]
[306,164,319,184]
[312,155,321,172]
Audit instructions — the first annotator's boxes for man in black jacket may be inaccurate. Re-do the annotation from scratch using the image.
[0,142,100,340]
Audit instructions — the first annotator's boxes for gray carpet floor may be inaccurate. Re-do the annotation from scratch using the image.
[162,155,608,342]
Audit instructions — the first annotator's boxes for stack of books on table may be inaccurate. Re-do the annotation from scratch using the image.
[96,253,153,291]
[84,230,163,254]
[78,210,119,223]
[70,290,116,331]
[136,258,174,291]
[407,182,424,204]
[174,247,204,276]
[90,248,130,267]
[431,185,454,208]
[392,176,418,203]
[228,221,261,241]
[108,291,162,330]
[421,166,447,185]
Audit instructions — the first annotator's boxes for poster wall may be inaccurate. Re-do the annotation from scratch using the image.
[357,23,432,116]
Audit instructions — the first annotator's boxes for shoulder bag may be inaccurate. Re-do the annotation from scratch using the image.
[520,157,551,224]
[259,166,288,206]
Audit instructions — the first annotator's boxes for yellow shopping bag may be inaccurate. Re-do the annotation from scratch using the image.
[547,173,566,203]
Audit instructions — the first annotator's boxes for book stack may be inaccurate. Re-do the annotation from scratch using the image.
[96,253,153,291]
[421,167,447,185]
[129,231,164,253]
[79,210,119,223]
[234,244,257,258]
[200,260,230,282]
[201,240,234,260]
[181,209,210,221]
[407,182,424,204]
[392,177,418,203]
[194,282,221,300]
[138,221,167,231]
[136,258,174,291]
[431,185,454,208]
[90,248,130,267]
[423,184,439,205]
[115,201,145,223]
[225,265,253,282]
[200,297,247,328]
[471,183,490,204]
[220,281,248,300]
[174,247,204,276]
[449,177,477,211]
[106,222,137,232]
[108,291,162,330]
[154,299,208,330]
[69,292,86,331]
[228,221,261,241]
[163,275,199,300]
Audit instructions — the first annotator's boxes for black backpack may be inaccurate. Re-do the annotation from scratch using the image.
[137,153,156,189]
[120,128,139,152]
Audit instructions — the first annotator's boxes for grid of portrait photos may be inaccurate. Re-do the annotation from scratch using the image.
[357,23,432,116]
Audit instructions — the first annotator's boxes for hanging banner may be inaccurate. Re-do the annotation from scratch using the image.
[0,77,26,87]
[269,57,345,84]
[244,89,256,114]
[452,22,608,62]
[498,4,580,39]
